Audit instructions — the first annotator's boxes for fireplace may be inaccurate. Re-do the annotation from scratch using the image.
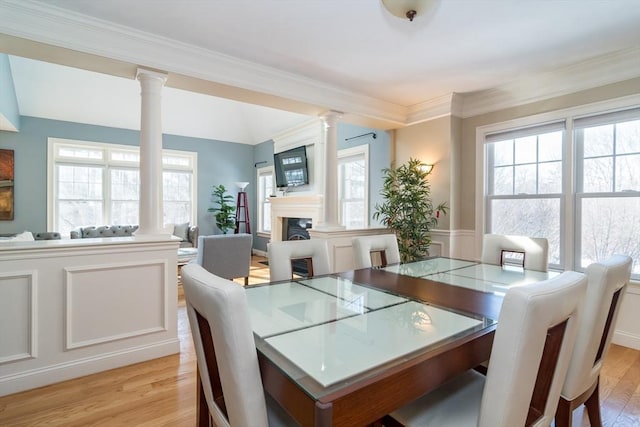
[269,195,323,242]
[283,218,312,241]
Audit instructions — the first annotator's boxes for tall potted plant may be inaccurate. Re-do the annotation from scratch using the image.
[373,158,448,263]
[208,184,236,234]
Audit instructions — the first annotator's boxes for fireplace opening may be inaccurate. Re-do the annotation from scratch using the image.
[283,217,312,241]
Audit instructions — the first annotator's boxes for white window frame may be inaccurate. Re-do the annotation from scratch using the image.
[338,145,369,229]
[256,165,275,237]
[484,121,566,269]
[475,94,640,277]
[47,138,197,234]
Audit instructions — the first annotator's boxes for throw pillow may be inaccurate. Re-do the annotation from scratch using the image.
[0,231,35,243]
[15,231,35,241]
[173,222,190,242]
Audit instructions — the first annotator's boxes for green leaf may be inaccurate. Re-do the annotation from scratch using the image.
[372,158,449,262]
[209,184,237,234]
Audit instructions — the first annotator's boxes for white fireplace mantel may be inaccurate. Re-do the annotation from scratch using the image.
[269,195,324,242]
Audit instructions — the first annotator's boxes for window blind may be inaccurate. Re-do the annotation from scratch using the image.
[574,107,640,129]
[485,121,566,144]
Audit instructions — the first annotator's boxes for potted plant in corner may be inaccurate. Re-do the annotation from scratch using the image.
[373,158,448,263]
[208,184,236,234]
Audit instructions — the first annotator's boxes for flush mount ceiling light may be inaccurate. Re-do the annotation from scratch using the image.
[381,0,439,22]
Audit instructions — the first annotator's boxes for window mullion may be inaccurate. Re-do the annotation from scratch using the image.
[103,166,111,225]
[564,119,576,272]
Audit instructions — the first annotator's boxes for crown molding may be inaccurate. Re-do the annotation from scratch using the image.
[1,1,638,128]
[461,46,640,118]
[0,0,407,126]
[272,118,323,153]
[406,92,465,124]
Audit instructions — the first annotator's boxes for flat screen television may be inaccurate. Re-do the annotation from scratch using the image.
[274,145,309,188]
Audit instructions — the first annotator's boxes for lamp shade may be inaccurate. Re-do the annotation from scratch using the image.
[381,0,439,21]
[420,164,433,174]
[235,181,249,191]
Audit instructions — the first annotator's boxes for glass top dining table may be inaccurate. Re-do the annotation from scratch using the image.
[243,257,559,427]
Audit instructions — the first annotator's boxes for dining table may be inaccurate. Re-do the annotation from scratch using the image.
[201,257,559,427]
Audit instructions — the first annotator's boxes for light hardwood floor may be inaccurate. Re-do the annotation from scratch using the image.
[1,256,639,426]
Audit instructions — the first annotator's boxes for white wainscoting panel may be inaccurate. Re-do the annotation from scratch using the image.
[449,230,477,261]
[613,282,640,350]
[0,237,179,396]
[0,271,37,364]
[65,260,168,350]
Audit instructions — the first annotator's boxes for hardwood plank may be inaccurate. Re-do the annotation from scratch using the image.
[611,349,640,426]
[602,346,640,426]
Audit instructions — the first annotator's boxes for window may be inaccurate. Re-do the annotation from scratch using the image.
[338,146,368,229]
[257,166,274,234]
[163,152,195,226]
[481,105,640,279]
[49,139,197,236]
[485,122,565,266]
[575,109,640,275]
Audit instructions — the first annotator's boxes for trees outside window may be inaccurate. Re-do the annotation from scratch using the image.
[338,145,368,229]
[484,106,640,278]
[49,138,196,236]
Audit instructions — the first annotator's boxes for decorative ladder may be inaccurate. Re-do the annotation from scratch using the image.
[234,191,250,234]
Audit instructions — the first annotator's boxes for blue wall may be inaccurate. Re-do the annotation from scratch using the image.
[0,116,255,236]
[0,116,391,246]
[252,139,275,251]
[337,123,391,227]
[250,124,392,252]
[0,54,20,130]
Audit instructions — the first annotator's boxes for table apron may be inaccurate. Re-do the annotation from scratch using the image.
[259,328,495,427]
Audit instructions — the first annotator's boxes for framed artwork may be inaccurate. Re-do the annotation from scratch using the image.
[0,149,14,220]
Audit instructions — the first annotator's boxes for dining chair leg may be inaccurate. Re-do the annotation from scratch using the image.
[555,377,603,427]
[554,397,572,427]
[584,379,603,427]
[196,372,210,427]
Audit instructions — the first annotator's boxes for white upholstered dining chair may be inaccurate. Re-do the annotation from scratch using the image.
[352,234,401,269]
[267,239,331,282]
[481,233,549,271]
[555,254,632,427]
[387,271,587,427]
[181,263,296,427]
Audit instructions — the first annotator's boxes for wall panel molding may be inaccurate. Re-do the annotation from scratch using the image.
[0,270,37,364]
[64,259,169,350]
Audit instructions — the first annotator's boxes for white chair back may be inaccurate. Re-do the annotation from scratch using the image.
[181,263,268,427]
[481,234,549,271]
[478,271,586,427]
[561,255,632,399]
[352,234,401,269]
[267,239,331,282]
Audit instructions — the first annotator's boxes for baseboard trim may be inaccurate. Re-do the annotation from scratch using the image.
[613,331,640,351]
[0,339,180,397]
[253,248,267,257]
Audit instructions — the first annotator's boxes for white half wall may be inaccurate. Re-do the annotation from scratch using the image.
[0,237,180,396]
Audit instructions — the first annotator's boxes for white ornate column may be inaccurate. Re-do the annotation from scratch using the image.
[315,111,345,231]
[135,68,168,237]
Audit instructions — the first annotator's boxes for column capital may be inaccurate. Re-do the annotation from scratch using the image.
[135,67,168,85]
[321,110,343,126]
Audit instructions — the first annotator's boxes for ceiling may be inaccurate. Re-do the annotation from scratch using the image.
[8,55,311,145]
[3,0,640,144]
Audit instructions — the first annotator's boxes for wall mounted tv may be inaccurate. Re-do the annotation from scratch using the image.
[274,145,309,188]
